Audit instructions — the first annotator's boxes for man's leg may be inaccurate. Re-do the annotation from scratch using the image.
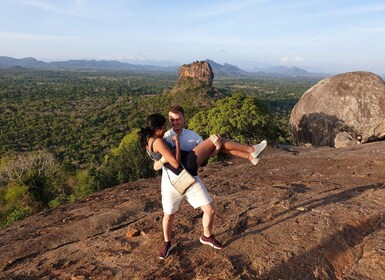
[200,202,223,249]
[162,213,175,242]
[200,203,215,237]
[160,213,175,259]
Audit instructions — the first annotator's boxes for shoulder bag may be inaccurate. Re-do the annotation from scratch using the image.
[166,165,196,195]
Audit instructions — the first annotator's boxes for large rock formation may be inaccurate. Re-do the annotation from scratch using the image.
[168,61,220,110]
[176,60,214,88]
[1,142,385,279]
[290,71,385,146]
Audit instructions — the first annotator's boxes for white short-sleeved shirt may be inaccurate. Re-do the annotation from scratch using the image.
[163,128,203,152]
[161,128,210,214]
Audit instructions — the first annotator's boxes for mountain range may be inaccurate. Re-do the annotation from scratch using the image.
[0,56,331,78]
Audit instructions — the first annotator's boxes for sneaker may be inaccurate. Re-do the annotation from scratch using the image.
[199,235,223,250]
[250,157,260,166]
[250,140,267,159]
[159,241,173,259]
[250,148,265,165]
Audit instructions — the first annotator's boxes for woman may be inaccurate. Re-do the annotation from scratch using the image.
[139,113,267,176]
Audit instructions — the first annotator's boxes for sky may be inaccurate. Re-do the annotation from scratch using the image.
[1,0,385,74]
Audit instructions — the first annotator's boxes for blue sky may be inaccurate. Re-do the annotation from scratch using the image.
[1,0,385,74]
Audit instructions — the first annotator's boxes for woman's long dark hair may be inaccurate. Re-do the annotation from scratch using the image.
[138,113,166,147]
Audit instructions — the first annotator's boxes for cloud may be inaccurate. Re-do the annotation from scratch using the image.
[192,0,268,18]
[0,32,75,42]
[279,56,305,64]
[16,0,107,18]
[293,56,305,62]
[18,0,60,13]
[280,57,289,64]
[358,26,385,33]
[341,4,385,15]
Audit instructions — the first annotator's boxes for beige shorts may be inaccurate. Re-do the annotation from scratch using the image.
[161,173,212,214]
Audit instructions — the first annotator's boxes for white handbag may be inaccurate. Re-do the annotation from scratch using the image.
[171,168,196,195]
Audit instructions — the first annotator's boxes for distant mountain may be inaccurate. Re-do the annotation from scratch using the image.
[205,59,248,76]
[0,56,46,68]
[249,65,328,78]
[0,56,328,77]
[0,56,178,72]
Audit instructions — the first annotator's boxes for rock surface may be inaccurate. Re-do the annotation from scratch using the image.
[177,61,214,88]
[1,142,385,279]
[290,71,385,146]
[334,131,360,148]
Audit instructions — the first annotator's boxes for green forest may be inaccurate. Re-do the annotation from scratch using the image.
[0,68,319,225]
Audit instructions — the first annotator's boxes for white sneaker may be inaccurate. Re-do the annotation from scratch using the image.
[250,157,260,165]
[250,149,265,165]
[250,140,267,159]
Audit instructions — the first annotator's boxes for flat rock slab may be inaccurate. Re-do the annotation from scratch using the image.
[1,142,385,279]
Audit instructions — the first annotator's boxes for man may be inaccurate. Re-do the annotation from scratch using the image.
[159,105,222,259]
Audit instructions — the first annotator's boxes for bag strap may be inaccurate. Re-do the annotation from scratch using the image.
[165,166,172,183]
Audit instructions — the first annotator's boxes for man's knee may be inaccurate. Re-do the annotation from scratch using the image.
[163,213,175,222]
[202,204,215,216]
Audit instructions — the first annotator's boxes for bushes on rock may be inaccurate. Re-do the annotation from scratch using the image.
[189,93,283,144]
[95,128,156,189]
[0,151,69,225]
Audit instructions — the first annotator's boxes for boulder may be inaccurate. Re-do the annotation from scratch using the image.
[290,71,385,146]
[177,61,214,88]
[334,132,359,148]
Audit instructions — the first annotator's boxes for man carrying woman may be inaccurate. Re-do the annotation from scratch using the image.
[138,106,267,259]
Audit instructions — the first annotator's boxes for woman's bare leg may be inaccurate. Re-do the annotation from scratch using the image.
[221,139,254,154]
[221,149,253,160]
[192,137,265,166]
[192,139,217,166]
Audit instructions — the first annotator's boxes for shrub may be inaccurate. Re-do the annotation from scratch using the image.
[72,169,98,200]
[6,207,31,225]
[189,93,279,144]
[0,151,68,206]
[48,195,68,208]
[5,183,31,207]
[96,128,155,189]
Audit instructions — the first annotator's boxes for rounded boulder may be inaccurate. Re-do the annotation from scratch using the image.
[290,71,385,146]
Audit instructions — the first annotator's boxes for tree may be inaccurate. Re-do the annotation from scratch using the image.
[189,93,277,144]
[96,129,155,189]
[0,151,69,225]
[0,151,67,206]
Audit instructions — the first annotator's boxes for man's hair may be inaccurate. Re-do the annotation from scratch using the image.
[169,105,185,116]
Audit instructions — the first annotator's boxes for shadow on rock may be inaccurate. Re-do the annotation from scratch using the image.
[224,183,384,245]
[259,212,384,279]
[291,112,358,147]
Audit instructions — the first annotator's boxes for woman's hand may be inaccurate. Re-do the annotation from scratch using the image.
[209,134,222,150]
[171,134,181,167]
[171,135,181,150]
[171,134,180,144]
